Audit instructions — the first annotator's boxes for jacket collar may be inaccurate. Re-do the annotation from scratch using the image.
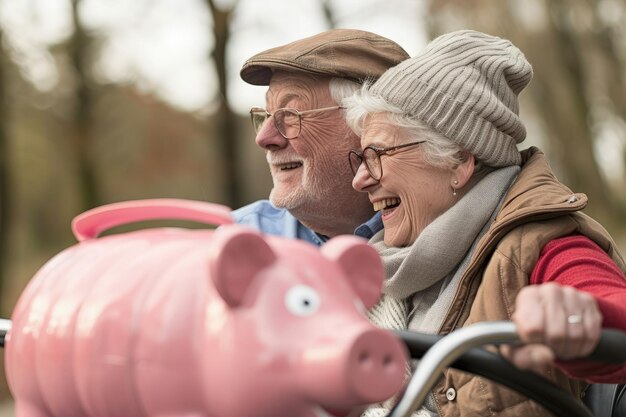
[455,147,588,305]
[495,146,587,228]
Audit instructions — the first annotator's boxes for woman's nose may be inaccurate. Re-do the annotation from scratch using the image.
[255,120,289,150]
[352,163,378,192]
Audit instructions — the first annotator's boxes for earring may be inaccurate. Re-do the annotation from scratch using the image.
[452,179,458,196]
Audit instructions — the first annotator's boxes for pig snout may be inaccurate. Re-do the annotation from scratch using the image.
[346,328,407,402]
[299,327,408,408]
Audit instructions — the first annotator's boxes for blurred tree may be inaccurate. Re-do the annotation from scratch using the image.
[0,26,10,402]
[0,28,11,316]
[69,0,100,211]
[206,0,241,207]
[426,0,626,228]
[520,2,614,222]
[322,0,338,28]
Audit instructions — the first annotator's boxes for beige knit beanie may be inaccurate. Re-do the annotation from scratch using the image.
[370,30,533,167]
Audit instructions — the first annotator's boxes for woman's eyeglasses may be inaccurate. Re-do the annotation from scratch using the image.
[249,106,344,139]
[348,141,426,181]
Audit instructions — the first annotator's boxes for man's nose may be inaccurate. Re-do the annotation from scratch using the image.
[352,163,378,192]
[255,120,289,150]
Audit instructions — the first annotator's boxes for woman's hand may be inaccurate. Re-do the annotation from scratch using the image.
[501,283,602,372]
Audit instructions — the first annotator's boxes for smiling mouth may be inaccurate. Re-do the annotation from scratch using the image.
[373,197,401,214]
[277,162,303,171]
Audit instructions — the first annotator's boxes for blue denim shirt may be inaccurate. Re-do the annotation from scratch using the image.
[232,200,382,246]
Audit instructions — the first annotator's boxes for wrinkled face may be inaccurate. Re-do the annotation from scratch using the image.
[352,113,455,247]
[255,72,357,211]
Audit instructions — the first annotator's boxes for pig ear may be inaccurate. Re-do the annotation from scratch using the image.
[209,226,276,307]
[321,236,383,309]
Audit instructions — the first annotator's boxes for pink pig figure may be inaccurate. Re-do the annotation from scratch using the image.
[5,199,408,417]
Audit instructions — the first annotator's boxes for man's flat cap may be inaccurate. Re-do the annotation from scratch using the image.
[240,29,409,86]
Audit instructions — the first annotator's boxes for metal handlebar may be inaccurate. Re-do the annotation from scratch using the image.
[390,322,626,417]
[388,321,520,417]
[0,318,11,347]
[397,328,590,417]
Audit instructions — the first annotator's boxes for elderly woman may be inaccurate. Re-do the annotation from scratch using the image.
[344,30,626,417]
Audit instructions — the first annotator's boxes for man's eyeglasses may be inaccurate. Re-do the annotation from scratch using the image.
[249,106,344,139]
[348,141,426,181]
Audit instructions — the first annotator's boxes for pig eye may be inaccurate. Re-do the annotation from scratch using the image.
[285,285,320,316]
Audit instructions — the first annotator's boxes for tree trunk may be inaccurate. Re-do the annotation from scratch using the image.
[0,29,10,315]
[321,0,337,28]
[70,0,99,211]
[207,0,241,207]
[524,1,617,223]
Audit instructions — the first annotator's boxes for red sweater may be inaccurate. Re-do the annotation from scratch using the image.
[530,235,626,382]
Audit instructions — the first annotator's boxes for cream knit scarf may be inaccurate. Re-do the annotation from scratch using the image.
[364,165,519,417]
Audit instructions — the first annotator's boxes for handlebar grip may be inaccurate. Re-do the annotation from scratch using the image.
[587,328,626,364]
[398,327,626,364]
[71,199,233,241]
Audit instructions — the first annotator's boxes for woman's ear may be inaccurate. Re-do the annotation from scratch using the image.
[452,151,475,189]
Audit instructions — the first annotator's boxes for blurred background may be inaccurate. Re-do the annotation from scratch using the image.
[0,0,625,409]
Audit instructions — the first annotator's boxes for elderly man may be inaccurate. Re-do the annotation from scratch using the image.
[232,29,409,245]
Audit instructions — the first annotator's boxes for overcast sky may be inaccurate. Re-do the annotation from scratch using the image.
[0,0,426,113]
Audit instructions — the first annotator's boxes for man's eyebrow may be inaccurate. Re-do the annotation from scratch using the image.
[280,93,299,106]
[266,92,300,109]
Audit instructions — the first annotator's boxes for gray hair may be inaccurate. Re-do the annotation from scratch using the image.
[343,81,484,172]
[329,77,361,106]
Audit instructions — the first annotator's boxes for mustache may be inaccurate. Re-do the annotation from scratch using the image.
[266,153,304,165]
